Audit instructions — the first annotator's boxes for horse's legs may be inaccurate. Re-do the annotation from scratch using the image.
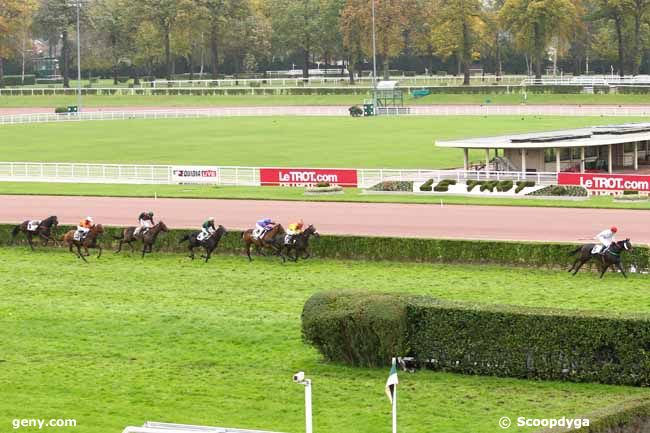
[615,261,627,278]
[76,245,88,263]
[115,240,123,253]
[246,242,253,262]
[204,246,212,263]
[599,264,612,278]
[571,259,588,276]
[141,243,147,258]
[97,245,102,259]
[27,233,35,251]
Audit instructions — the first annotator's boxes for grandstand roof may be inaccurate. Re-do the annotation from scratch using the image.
[436,123,650,149]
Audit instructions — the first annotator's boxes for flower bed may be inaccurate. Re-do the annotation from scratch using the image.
[368,181,414,192]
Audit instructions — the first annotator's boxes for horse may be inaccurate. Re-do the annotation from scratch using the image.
[179,225,227,262]
[242,224,286,262]
[281,224,320,262]
[11,216,59,250]
[62,224,104,263]
[568,239,633,278]
[113,221,169,257]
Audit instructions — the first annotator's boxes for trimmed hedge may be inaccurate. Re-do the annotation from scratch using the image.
[1,74,36,86]
[516,180,535,193]
[432,179,456,192]
[302,291,409,367]
[303,291,650,386]
[419,179,434,191]
[2,224,649,270]
[407,297,650,386]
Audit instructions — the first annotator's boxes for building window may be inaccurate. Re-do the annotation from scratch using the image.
[624,142,636,153]
[585,146,597,158]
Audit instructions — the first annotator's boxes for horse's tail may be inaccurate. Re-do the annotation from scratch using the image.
[10,225,20,239]
[568,245,583,256]
[179,234,189,243]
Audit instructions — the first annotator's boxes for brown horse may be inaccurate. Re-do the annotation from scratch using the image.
[62,224,104,263]
[113,221,169,257]
[242,224,286,262]
[11,216,59,250]
[568,239,633,278]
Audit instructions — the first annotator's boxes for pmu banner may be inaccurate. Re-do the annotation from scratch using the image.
[171,166,219,184]
[260,168,358,187]
[558,172,650,192]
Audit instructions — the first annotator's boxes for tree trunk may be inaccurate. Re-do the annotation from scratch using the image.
[383,55,389,80]
[303,47,310,80]
[495,32,502,81]
[163,23,172,80]
[0,57,4,86]
[633,12,642,75]
[533,23,543,80]
[62,29,70,88]
[113,59,118,85]
[210,23,219,79]
[615,15,625,77]
[347,58,355,84]
[189,52,194,81]
[462,19,471,86]
[132,65,140,85]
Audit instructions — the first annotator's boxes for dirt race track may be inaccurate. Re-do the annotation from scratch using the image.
[1,194,649,245]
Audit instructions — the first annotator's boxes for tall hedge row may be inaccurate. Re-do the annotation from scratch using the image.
[302,291,650,386]
[2,224,649,271]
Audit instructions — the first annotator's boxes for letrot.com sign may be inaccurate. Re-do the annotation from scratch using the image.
[171,166,219,184]
[558,172,650,192]
[260,168,358,187]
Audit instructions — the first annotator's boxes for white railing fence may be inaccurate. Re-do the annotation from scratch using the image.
[2,104,650,126]
[0,162,558,188]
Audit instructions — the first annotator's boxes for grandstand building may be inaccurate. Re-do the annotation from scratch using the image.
[436,123,650,174]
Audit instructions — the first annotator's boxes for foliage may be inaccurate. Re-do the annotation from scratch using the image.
[515,180,536,193]
[419,179,434,191]
[304,290,650,386]
[368,181,414,192]
[0,74,35,85]
[528,185,588,197]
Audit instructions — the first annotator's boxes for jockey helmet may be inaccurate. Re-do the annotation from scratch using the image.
[611,226,618,233]
[208,217,215,221]
[86,216,93,223]
[148,211,154,216]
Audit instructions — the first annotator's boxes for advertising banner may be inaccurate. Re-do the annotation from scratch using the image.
[260,168,358,187]
[558,172,650,192]
[171,166,219,184]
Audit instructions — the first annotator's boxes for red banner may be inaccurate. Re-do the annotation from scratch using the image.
[558,172,650,192]
[260,168,358,187]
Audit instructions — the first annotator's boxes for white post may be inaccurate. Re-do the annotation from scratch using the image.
[634,142,639,171]
[76,0,82,113]
[521,148,527,178]
[580,147,585,173]
[371,0,378,110]
[305,379,313,433]
[392,385,397,433]
[463,148,469,171]
[555,147,561,173]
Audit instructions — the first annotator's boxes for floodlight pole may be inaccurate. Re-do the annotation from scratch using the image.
[75,0,82,113]
[371,0,378,114]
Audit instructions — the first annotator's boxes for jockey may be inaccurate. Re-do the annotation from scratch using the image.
[595,226,617,254]
[287,219,304,236]
[76,216,94,240]
[201,217,216,239]
[256,218,275,239]
[134,211,155,236]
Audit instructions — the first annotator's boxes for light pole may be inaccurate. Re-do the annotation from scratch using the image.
[73,0,82,113]
[293,372,312,433]
[371,0,378,113]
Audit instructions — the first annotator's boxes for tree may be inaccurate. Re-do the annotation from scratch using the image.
[629,0,650,74]
[430,0,484,85]
[269,0,323,79]
[500,0,577,79]
[593,0,632,76]
[34,0,79,87]
[140,0,185,80]
[93,0,139,84]
[340,0,366,83]
[0,0,36,84]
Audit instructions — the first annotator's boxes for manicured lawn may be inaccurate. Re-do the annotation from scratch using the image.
[3,182,650,210]
[0,247,648,433]
[1,116,646,168]
[2,92,650,108]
